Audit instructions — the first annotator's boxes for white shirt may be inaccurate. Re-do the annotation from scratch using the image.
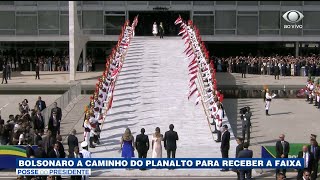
[303,152,309,168]
[80,149,91,158]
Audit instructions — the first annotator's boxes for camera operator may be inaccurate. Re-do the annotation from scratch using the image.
[240,106,252,145]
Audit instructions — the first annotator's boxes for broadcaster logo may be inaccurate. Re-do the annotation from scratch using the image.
[282,10,304,29]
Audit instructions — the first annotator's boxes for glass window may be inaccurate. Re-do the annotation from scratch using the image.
[83,1,102,5]
[259,11,280,29]
[83,29,104,35]
[127,1,147,5]
[0,30,15,35]
[104,16,125,35]
[15,1,37,6]
[304,1,320,5]
[237,1,258,5]
[215,1,236,5]
[259,30,280,35]
[215,30,236,35]
[0,11,15,29]
[38,11,59,29]
[193,16,214,35]
[171,1,191,5]
[60,15,69,35]
[303,30,320,35]
[281,1,302,6]
[16,16,38,35]
[104,1,125,5]
[37,1,58,5]
[237,16,258,35]
[0,1,14,5]
[259,1,280,5]
[303,11,320,29]
[39,30,59,35]
[82,11,103,29]
[215,11,236,29]
[148,1,170,5]
[193,1,214,5]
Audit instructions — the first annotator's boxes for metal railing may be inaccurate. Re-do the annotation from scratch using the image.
[41,82,82,126]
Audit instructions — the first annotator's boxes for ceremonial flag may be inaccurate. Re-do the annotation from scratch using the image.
[174,15,182,25]
[195,93,201,105]
[188,87,198,100]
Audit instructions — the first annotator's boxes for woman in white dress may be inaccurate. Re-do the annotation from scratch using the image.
[151,127,163,158]
[152,22,158,37]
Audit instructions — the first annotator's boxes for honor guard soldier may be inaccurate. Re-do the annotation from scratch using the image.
[264,88,276,116]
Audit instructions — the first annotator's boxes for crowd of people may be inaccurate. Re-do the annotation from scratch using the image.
[0,54,96,73]
[305,78,320,109]
[213,55,320,78]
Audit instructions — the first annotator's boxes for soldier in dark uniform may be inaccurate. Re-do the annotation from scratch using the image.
[35,62,40,79]
[1,64,7,84]
[274,63,280,80]
[241,60,247,78]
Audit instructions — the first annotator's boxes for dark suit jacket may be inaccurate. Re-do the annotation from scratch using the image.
[163,130,179,150]
[48,149,60,158]
[48,116,60,133]
[135,134,149,153]
[51,107,62,120]
[67,134,79,154]
[275,140,290,158]
[238,149,253,158]
[221,130,230,151]
[35,100,46,111]
[34,147,47,158]
[42,135,55,154]
[308,145,320,162]
[236,144,244,158]
[298,151,314,172]
[26,145,34,158]
[68,152,83,158]
[33,114,45,131]
[57,141,66,158]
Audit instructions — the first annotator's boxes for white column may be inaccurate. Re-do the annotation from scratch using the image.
[69,1,76,81]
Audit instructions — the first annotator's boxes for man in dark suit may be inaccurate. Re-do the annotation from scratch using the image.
[56,135,65,158]
[35,96,46,112]
[241,60,247,78]
[34,141,47,158]
[48,142,62,180]
[51,102,62,122]
[221,124,230,171]
[35,62,40,79]
[163,124,179,158]
[308,139,319,180]
[68,146,83,180]
[1,64,7,84]
[235,137,244,180]
[33,110,45,134]
[42,130,55,154]
[297,145,314,180]
[275,134,290,177]
[25,144,34,158]
[48,111,60,138]
[135,128,149,158]
[67,129,79,155]
[238,142,253,179]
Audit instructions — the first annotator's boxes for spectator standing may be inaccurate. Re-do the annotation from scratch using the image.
[6,63,11,80]
[68,146,83,180]
[163,124,179,158]
[308,139,320,180]
[48,111,60,138]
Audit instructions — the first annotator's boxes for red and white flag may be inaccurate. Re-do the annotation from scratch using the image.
[195,93,201,105]
[188,87,198,100]
[174,15,183,25]
[178,28,186,35]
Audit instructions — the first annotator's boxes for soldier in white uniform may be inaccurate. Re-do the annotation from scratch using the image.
[265,89,276,116]
[80,141,91,180]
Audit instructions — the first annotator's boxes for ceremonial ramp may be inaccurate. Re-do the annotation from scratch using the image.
[91,37,237,177]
